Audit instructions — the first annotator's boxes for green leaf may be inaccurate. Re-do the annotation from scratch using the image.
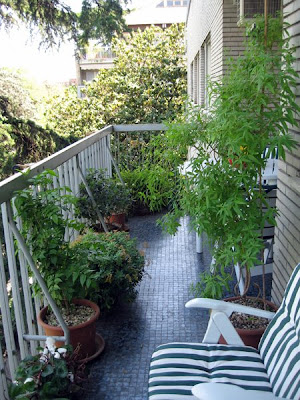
[41,364,54,377]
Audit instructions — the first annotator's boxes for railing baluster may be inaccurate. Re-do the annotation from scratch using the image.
[1,202,28,360]
[14,208,37,355]
[0,343,9,398]
[0,236,18,380]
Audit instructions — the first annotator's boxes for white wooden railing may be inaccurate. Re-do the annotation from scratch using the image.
[0,123,166,399]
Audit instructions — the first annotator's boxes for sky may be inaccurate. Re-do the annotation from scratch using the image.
[0,0,144,85]
[0,0,87,84]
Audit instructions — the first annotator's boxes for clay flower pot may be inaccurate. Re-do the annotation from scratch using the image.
[219,296,278,349]
[108,212,125,225]
[107,212,129,231]
[38,298,102,361]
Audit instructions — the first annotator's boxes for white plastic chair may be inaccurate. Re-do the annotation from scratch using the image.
[148,264,300,400]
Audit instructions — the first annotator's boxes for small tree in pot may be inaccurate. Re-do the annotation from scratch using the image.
[77,168,131,230]
[159,15,299,346]
[15,170,102,360]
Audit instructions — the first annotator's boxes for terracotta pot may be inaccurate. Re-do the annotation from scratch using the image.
[219,296,278,349]
[37,299,100,360]
[108,212,126,227]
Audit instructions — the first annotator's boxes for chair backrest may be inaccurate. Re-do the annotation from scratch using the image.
[259,263,300,399]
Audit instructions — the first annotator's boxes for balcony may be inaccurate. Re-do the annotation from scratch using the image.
[0,123,286,399]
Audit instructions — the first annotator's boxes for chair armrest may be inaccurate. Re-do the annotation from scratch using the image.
[192,383,284,400]
[186,298,275,320]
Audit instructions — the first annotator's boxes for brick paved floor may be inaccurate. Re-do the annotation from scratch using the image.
[85,213,212,400]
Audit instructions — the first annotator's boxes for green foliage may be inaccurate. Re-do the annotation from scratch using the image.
[71,231,145,310]
[0,68,75,180]
[0,114,72,180]
[191,271,231,300]
[14,171,99,307]
[77,169,131,224]
[45,24,187,137]
[119,129,186,213]
[9,341,82,399]
[0,68,36,120]
[0,0,127,48]
[160,16,300,296]
[121,166,176,213]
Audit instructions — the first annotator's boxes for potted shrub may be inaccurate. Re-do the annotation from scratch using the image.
[14,170,103,361]
[77,168,131,230]
[159,15,299,346]
[71,231,145,311]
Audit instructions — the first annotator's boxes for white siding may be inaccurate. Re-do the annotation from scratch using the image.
[186,0,244,104]
[186,0,223,102]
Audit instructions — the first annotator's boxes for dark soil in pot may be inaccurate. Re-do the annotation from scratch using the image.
[219,296,278,348]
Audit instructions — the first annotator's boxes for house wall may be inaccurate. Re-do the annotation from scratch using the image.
[186,0,244,104]
[272,0,300,304]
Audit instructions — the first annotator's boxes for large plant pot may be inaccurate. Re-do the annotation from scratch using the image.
[219,296,278,349]
[38,299,102,361]
[107,212,129,231]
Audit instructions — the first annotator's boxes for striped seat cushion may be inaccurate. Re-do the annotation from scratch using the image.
[259,263,300,400]
[149,342,272,399]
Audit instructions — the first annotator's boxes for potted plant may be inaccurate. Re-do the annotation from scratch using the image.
[9,338,84,399]
[159,15,299,346]
[71,231,145,311]
[77,168,131,230]
[14,170,103,361]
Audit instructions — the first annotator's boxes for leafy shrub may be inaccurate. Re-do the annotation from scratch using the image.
[45,24,187,138]
[121,166,176,213]
[72,231,145,310]
[77,169,131,224]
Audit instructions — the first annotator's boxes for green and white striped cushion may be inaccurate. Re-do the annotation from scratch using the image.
[259,263,300,400]
[149,343,272,399]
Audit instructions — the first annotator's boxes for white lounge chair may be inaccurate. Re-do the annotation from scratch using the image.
[148,264,300,399]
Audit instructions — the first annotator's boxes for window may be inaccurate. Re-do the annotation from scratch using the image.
[156,0,188,7]
[190,52,200,104]
[204,38,211,108]
[237,0,281,20]
[199,35,211,107]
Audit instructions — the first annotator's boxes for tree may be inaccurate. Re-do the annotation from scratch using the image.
[0,68,36,119]
[45,24,187,137]
[0,0,128,48]
[0,68,72,179]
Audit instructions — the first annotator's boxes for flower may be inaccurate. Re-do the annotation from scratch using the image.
[57,347,67,355]
[45,337,56,354]
[43,348,49,355]
[54,352,60,359]
[24,377,34,384]
[67,372,74,383]
[39,355,48,364]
